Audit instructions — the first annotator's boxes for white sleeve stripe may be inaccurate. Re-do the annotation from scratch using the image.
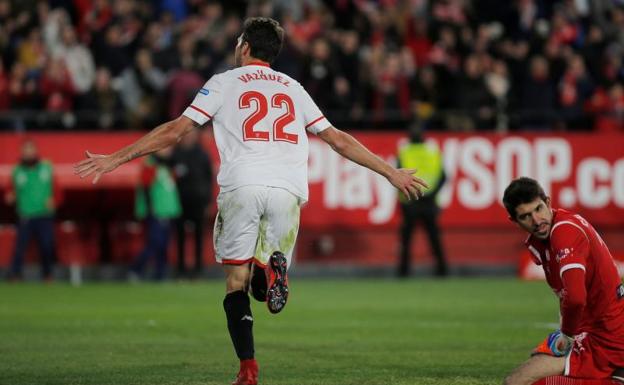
[564,349,572,375]
[528,245,540,259]
[550,221,588,241]
[560,263,586,278]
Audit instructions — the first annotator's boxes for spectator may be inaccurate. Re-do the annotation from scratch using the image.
[166,69,204,121]
[598,45,624,87]
[484,59,511,131]
[0,60,9,111]
[336,30,361,94]
[82,0,113,38]
[165,33,204,120]
[41,7,69,54]
[405,16,433,67]
[371,48,414,124]
[581,25,607,82]
[411,66,441,130]
[91,23,131,77]
[142,21,177,72]
[77,67,123,129]
[51,25,95,95]
[5,139,59,281]
[9,62,39,110]
[130,147,181,281]
[301,37,338,112]
[171,129,213,279]
[558,54,594,130]
[119,48,168,128]
[17,27,46,74]
[428,26,461,111]
[39,57,75,113]
[0,0,12,27]
[519,55,557,130]
[587,83,624,132]
[449,54,496,131]
[159,0,188,22]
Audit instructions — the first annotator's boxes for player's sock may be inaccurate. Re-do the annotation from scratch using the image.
[533,377,621,385]
[223,290,254,360]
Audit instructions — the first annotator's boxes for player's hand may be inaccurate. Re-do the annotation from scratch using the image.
[388,168,429,200]
[74,151,119,184]
[551,331,573,356]
[535,330,573,357]
[532,330,573,357]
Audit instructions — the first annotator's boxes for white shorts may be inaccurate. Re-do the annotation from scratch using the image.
[213,185,301,268]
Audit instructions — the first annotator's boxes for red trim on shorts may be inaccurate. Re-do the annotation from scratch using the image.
[190,105,212,119]
[305,115,325,129]
[253,258,267,269]
[245,61,271,67]
[221,258,253,265]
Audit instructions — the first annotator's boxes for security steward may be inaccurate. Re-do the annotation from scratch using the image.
[397,127,448,277]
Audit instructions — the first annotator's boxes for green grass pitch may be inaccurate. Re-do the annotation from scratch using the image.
[0,278,559,385]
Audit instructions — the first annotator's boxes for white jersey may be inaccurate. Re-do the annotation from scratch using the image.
[182,62,331,202]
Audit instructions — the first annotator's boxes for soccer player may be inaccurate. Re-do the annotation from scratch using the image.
[74,17,427,385]
[502,177,624,385]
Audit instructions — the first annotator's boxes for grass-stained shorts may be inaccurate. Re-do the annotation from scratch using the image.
[213,185,300,268]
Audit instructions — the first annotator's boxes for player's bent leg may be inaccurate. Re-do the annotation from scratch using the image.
[266,251,289,314]
[504,354,565,385]
[261,187,299,314]
[249,261,268,302]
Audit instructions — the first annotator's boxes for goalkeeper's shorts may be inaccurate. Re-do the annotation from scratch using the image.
[533,331,624,379]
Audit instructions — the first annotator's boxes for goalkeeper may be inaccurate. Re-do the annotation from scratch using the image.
[502,177,624,385]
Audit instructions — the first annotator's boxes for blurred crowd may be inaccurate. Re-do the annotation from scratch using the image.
[1,0,624,131]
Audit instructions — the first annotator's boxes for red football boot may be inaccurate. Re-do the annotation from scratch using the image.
[265,251,289,314]
[231,359,258,385]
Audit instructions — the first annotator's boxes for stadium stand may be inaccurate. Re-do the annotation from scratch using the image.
[0,0,623,131]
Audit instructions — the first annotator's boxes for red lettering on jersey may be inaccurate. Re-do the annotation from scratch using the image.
[239,91,269,141]
[238,92,298,144]
[272,93,298,144]
[236,71,290,87]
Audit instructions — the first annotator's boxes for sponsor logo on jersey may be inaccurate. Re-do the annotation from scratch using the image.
[555,248,572,263]
[617,284,624,300]
[554,288,566,299]
[199,88,210,96]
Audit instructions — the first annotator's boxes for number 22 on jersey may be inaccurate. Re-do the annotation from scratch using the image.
[239,91,298,144]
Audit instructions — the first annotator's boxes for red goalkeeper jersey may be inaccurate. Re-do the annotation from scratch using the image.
[525,209,624,349]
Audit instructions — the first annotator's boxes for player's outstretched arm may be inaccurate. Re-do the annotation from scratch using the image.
[74,116,198,184]
[317,127,429,200]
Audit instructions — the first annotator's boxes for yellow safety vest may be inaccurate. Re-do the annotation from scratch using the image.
[398,142,443,202]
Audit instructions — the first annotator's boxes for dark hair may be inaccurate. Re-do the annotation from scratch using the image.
[502,177,548,219]
[241,17,284,64]
[408,121,424,143]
